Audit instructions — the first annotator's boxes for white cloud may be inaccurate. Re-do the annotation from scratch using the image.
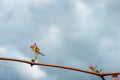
[74,0,92,24]
[42,26,62,46]
[72,0,105,40]
[100,37,117,50]
[0,46,7,56]
[17,64,46,80]
[98,3,106,8]
[0,45,46,80]
[72,0,99,39]
[99,36,120,58]
[2,0,55,8]
[49,26,61,45]
[0,0,56,21]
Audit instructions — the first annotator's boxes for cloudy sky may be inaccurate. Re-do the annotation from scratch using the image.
[0,0,120,80]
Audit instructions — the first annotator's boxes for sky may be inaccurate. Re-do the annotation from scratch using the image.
[0,0,120,80]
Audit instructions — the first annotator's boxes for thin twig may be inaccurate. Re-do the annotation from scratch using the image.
[100,76,106,80]
[0,57,102,76]
[0,57,120,80]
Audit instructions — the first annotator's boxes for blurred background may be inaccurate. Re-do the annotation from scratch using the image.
[0,0,120,80]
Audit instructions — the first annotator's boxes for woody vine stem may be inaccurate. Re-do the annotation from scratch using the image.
[0,57,119,80]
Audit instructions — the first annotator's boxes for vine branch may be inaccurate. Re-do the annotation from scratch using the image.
[0,57,119,80]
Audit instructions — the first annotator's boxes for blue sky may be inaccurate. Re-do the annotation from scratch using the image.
[0,0,120,80]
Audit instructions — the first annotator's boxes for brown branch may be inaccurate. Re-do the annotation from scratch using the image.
[0,57,102,76]
[0,57,120,80]
[102,72,120,76]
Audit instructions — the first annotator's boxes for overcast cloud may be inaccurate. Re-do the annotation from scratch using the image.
[0,0,120,80]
